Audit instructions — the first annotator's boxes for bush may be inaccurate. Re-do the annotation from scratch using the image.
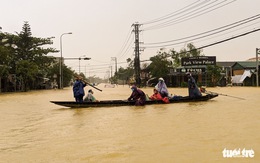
[181,82,188,87]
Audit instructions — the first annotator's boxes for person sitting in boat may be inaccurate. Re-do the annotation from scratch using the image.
[155,77,169,98]
[84,89,98,102]
[186,72,202,98]
[150,88,170,103]
[150,88,163,100]
[73,75,87,103]
[127,85,146,106]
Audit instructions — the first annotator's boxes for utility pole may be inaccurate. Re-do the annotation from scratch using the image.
[256,48,260,87]
[110,66,112,79]
[111,57,118,84]
[111,57,117,74]
[132,23,141,87]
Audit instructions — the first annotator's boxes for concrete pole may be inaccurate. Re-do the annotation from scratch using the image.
[256,48,259,87]
[59,32,72,89]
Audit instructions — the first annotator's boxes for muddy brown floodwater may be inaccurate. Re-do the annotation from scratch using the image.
[0,84,259,163]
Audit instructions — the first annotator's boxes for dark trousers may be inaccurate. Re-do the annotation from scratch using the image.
[75,95,84,102]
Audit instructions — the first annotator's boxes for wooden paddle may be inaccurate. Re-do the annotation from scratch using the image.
[83,80,102,92]
[200,87,245,100]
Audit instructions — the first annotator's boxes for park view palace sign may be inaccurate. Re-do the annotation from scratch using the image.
[181,56,216,66]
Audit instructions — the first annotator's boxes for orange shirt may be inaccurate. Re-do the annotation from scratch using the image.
[150,93,163,100]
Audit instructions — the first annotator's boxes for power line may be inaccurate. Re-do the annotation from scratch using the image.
[81,61,129,68]
[189,21,260,46]
[168,27,260,55]
[117,38,134,61]
[142,14,260,48]
[144,14,260,45]
[141,0,203,25]
[196,27,260,50]
[144,0,237,31]
[116,27,134,60]
[143,0,222,30]
[141,27,260,61]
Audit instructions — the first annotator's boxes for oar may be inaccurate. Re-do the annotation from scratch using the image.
[84,80,102,92]
[204,90,245,100]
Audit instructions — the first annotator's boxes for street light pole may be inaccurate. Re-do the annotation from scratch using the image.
[79,55,86,74]
[59,32,72,89]
[63,57,91,75]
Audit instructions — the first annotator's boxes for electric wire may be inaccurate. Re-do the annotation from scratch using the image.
[116,27,133,60]
[143,0,237,31]
[183,27,260,52]
[143,0,222,30]
[144,14,260,45]
[189,21,260,46]
[142,14,260,48]
[141,0,205,25]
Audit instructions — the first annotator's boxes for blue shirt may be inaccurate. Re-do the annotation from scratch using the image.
[73,80,86,97]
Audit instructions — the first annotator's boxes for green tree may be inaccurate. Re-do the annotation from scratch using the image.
[0,32,13,75]
[206,65,222,86]
[1,22,58,92]
[16,60,38,91]
[47,63,75,88]
[148,50,172,78]
[13,22,58,90]
[111,58,134,84]
[171,43,203,67]
[0,32,16,92]
[63,65,75,87]
[115,67,134,80]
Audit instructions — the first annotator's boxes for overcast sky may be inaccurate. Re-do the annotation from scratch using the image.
[1,0,260,78]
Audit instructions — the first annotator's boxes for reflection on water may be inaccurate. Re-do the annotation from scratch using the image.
[0,85,259,162]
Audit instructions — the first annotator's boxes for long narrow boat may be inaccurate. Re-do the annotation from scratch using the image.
[50,93,218,108]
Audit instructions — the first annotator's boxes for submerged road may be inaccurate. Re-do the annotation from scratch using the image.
[0,85,259,162]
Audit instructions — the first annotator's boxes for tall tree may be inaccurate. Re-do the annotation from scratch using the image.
[16,60,38,91]
[171,43,203,67]
[0,33,10,77]
[14,22,57,69]
[47,62,75,88]
[206,65,222,86]
[110,58,135,84]
[148,50,172,78]
[0,32,16,91]
[12,22,58,90]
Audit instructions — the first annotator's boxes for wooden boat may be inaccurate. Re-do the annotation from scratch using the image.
[50,93,218,108]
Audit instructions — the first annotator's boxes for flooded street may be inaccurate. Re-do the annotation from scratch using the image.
[0,84,259,163]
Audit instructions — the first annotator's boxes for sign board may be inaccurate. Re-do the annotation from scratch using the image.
[178,68,206,73]
[181,56,216,66]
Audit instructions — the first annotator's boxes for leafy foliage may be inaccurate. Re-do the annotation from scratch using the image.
[16,60,38,91]
[171,43,203,67]
[46,62,75,88]
[110,58,134,84]
[206,65,222,86]
[148,50,172,78]
[0,33,12,77]
[0,21,59,91]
